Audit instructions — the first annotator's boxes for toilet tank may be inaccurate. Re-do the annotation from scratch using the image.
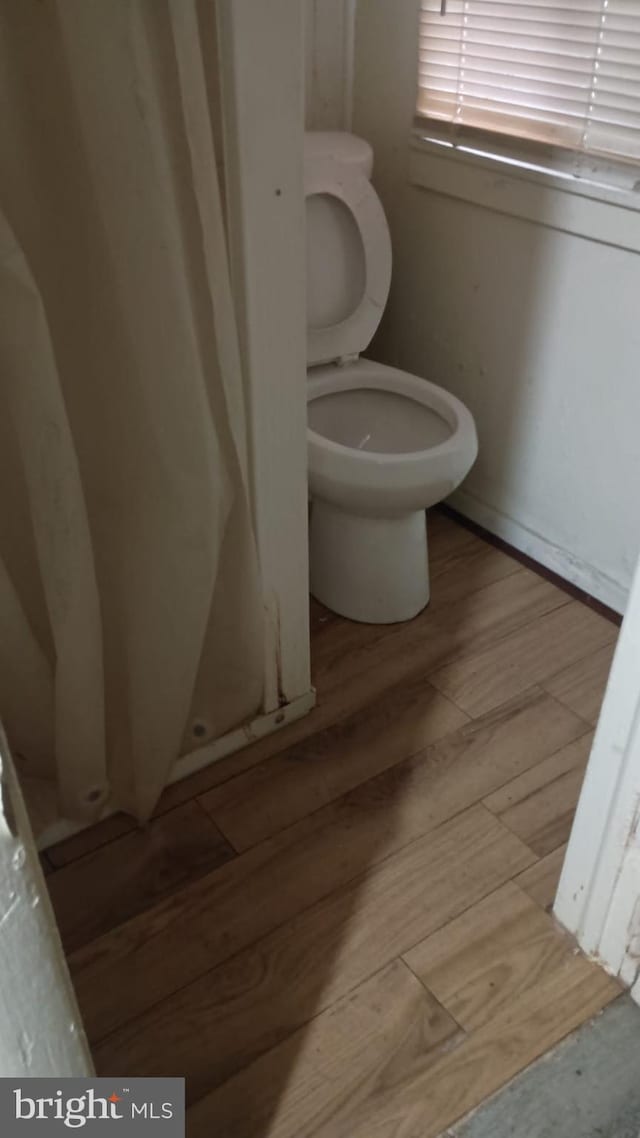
[304,132,374,179]
[305,132,376,346]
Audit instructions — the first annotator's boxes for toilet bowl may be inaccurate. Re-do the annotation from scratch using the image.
[305,132,478,624]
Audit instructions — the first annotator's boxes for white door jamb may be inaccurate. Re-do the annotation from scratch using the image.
[555,557,640,1001]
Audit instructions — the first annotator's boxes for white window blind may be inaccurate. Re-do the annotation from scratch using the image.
[417,0,640,167]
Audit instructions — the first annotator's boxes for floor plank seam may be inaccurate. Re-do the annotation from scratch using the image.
[482,758,590,817]
[199,695,592,859]
[48,792,235,873]
[424,602,615,722]
[400,957,469,1038]
[388,872,541,984]
[192,795,241,857]
[537,691,597,732]
[315,572,574,703]
[538,688,607,733]
[428,557,523,611]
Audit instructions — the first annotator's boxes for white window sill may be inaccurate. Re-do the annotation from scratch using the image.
[408,134,640,254]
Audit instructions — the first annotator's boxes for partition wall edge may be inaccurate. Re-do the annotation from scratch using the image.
[216,0,313,714]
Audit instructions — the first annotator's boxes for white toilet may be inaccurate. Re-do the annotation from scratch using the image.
[306,131,478,624]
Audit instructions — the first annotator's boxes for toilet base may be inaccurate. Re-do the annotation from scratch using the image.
[309,501,430,624]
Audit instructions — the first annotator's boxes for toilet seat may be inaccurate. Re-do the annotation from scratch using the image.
[307,358,477,515]
[305,156,392,367]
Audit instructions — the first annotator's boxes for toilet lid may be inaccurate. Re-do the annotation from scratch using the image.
[305,155,392,367]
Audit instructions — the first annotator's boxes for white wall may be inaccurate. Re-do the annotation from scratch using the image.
[306,0,640,612]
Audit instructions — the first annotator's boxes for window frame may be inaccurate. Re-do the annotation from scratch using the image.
[414,0,640,204]
[414,113,640,194]
[408,128,640,252]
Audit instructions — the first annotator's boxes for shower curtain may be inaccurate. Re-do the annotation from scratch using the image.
[0,0,265,823]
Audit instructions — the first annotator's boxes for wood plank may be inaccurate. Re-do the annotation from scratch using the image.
[313,568,569,703]
[404,882,572,1031]
[201,687,584,853]
[199,676,467,850]
[514,844,568,911]
[92,806,531,1093]
[303,574,569,797]
[482,732,593,818]
[483,733,593,856]
[183,960,460,1138]
[428,507,479,557]
[429,537,520,610]
[429,602,616,718]
[187,887,618,1137]
[47,812,136,868]
[46,801,234,952]
[543,641,616,726]
[501,766,586,856]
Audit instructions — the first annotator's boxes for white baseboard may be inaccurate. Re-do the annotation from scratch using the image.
[448,488,628,616]
[37,688,316,851]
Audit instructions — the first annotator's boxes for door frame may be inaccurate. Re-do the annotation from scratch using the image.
[554,557,640,1001]
[0,727,92,1074]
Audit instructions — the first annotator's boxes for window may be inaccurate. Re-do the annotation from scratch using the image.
[416,0,640,172]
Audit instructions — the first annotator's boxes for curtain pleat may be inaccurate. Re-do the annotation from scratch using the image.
[0,0,264,823]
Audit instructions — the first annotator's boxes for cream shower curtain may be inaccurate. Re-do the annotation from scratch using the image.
[0,0,265,823]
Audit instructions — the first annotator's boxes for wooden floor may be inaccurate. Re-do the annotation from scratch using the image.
[43,511,622,1138]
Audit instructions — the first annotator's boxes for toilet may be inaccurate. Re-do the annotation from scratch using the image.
[306,131,478,625]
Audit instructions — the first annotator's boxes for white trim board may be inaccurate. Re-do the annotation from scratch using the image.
[36,689,316,852]
[448,488,628,615]
[409,142,640,255]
